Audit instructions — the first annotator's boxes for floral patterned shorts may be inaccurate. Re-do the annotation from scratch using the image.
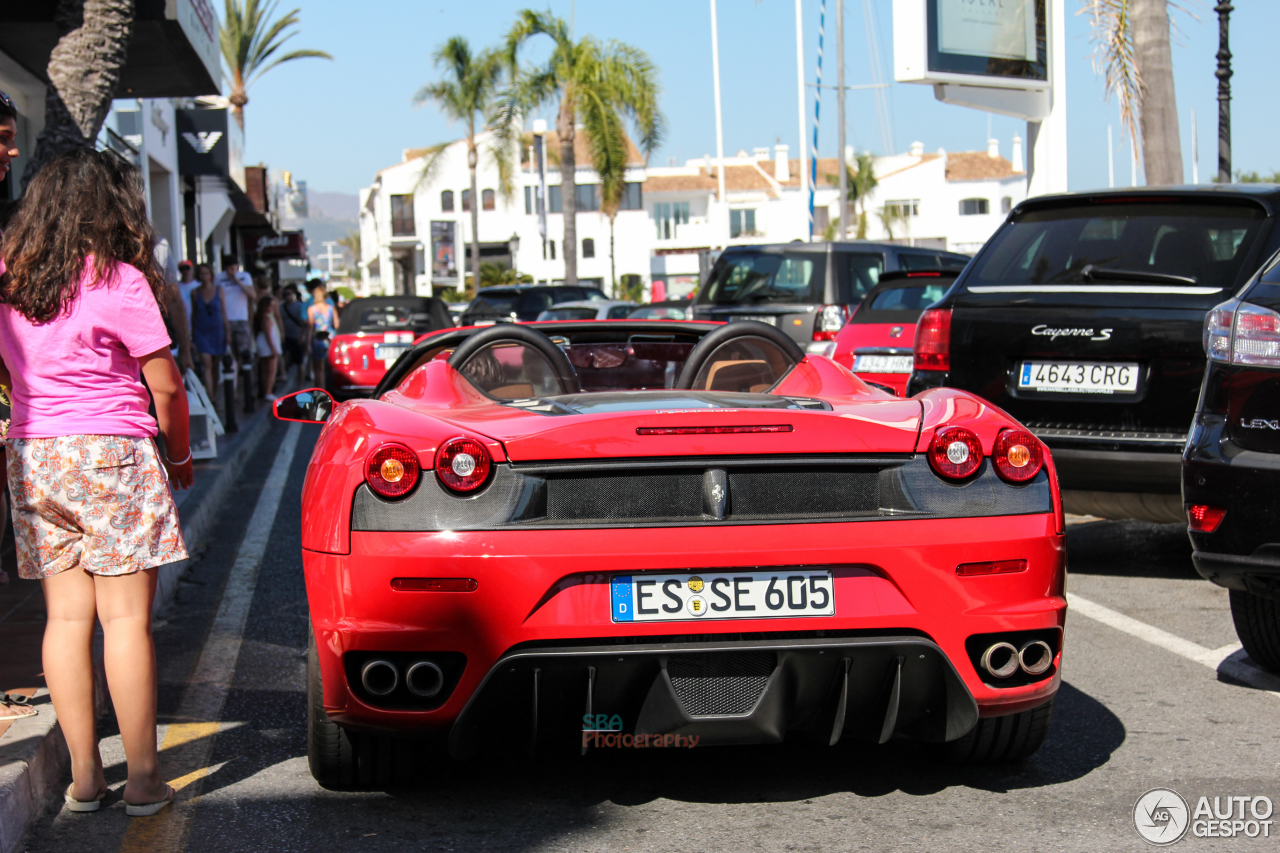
[6,435,188,580]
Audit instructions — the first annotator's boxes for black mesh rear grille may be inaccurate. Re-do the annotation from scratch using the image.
[727,467,878,518]
[668,651,775,716]
[546,472,702,521]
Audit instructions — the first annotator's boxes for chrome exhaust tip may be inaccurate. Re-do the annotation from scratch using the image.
[360,659,399,696]
[405,661,445,698]
[1018,640,1054,676]
[980,642,1020,679]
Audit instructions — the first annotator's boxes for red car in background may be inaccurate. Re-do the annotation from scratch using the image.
[831,271,959,396]
[277,318,1065,788]
[326,296,453,399]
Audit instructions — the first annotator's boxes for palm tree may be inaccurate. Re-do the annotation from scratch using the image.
[221,0,331,130]
[504,10,664,287]
[878,205,909,242]
[414,37,513,293]
[23,0,134,185]
[337,228,361,277]
[825,152,878,239]
[1083,0,1183,184]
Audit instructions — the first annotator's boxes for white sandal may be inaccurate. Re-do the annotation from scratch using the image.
[64,784,107,813]
[0,692,36,722]
[125,784,174,817]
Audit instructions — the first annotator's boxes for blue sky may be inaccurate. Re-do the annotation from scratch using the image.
[239,1,1274,197]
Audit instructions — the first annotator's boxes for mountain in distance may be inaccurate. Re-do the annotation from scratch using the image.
[280,190,359,272]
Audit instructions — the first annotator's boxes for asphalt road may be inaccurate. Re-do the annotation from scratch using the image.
[19,419,1280,853]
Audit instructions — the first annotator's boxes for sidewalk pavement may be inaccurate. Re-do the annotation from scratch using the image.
[0,389,286,853]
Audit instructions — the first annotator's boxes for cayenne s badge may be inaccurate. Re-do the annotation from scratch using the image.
[1031,324,1113,341]
[1240,418,1280,430]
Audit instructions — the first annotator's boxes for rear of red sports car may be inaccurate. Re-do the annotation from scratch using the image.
[286,320,1066,787]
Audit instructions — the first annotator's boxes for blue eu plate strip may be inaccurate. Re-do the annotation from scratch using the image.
[1021,363,1031,385]
[611,576,634,622]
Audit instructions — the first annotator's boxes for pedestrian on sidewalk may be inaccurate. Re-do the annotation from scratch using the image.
[0,147,192,817]
[190,263,230,403]
[254,294,281,402]
[279,284,309,384]
[307,282,337,390]
[216,255,256,402]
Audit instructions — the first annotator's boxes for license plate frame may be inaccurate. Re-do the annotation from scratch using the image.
[1017,361,1140,395]
[611,570,835,623]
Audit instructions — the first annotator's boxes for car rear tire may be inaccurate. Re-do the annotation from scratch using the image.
[1230,589,1280,673]
[937,697,1055,764]
[308,627,420,789]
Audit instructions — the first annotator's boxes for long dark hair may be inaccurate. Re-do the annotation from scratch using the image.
[253,294,276,338]
[0,147,166,323]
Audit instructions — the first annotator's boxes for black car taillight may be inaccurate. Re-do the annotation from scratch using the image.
[366,444,421,498]
[914,308,951,370]
[992,429,1044,483]
[928,425,982,479]
[434,437,492,492]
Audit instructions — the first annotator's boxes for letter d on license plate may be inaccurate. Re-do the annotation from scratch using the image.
[611,570,835,622]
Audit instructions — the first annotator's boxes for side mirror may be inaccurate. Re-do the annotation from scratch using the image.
[274,388,335,423]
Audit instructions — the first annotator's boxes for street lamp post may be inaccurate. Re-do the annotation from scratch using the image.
[1216,1,1233,184]
[508,233,521,280]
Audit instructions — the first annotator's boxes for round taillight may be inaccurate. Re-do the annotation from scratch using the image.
[434,437,492,492]
[993,428,1044,483]
[366,444,421,498]
[928,426,983,479]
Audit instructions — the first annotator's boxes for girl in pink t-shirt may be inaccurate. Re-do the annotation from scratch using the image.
[0,147,191,817]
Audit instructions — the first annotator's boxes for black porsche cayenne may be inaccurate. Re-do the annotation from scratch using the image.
[908,186,1280,524]
[1184,255,1280,672]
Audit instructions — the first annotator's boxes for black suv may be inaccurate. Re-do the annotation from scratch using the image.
[693,242,969,353]
[1184,252,1280,672]
[460,285,607,326]
[908,187,1280,523]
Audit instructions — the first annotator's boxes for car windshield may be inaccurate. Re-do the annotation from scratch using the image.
[469,292,520,316]
[870,284,949,311]
[967,202,1267,290]
[631,305,688,320]
[703,252,825,304]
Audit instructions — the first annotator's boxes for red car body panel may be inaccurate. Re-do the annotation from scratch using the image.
[328,331,416,396]
[291,326,1066,753]
[307,513,1063,733]
[831,320,916,397]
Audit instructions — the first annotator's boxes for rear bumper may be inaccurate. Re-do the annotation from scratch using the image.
[1039,446,1182,493]
[304,514,1065,748]
[1185,417,1280,596]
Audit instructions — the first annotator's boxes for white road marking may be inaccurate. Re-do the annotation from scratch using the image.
[1068,593,1280,698]
[120,422,302,853]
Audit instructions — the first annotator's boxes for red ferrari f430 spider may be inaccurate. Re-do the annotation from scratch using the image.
[275,319,1066,787]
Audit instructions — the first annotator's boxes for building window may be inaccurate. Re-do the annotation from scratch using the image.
[1001,196,1013,214]
[548,185,562,213]
[729,208,757,239]
[620,182,643,210]
[884,199,919,218]
[461,189,472,212]
[573,183,599,211]
[390,194,415,236]
[582,238,595,258]
[482,189,495,211]
[441,190,454,212]
[813,206,830,234]
[524,186,532,215]
[549,239,556,260]
[655,201,690,239]
[960,198,990,216]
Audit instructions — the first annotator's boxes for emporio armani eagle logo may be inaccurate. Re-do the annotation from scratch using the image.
[182,131,223,154]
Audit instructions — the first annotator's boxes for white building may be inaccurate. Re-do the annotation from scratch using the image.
[360,131,1026,300]
[360,129,652,297]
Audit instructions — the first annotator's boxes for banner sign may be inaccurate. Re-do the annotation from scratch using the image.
[431,221,457,282]
[254,230,306,260]
[937,0,1036,61]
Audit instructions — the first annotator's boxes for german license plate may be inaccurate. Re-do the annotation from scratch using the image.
[611,570,835,623]
[728,315,777,326]
[854,354,913,373]
[375,345,409,363]
[1018,361,1139,394]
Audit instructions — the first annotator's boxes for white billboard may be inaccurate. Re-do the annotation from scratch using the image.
[894,0,1048,91]
[937,0,1037,62]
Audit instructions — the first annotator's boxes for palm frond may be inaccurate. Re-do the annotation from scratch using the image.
[412,142,453,192]
[1079,0,1141,156]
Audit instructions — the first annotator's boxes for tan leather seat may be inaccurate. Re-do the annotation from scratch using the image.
[704,359,774,393]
